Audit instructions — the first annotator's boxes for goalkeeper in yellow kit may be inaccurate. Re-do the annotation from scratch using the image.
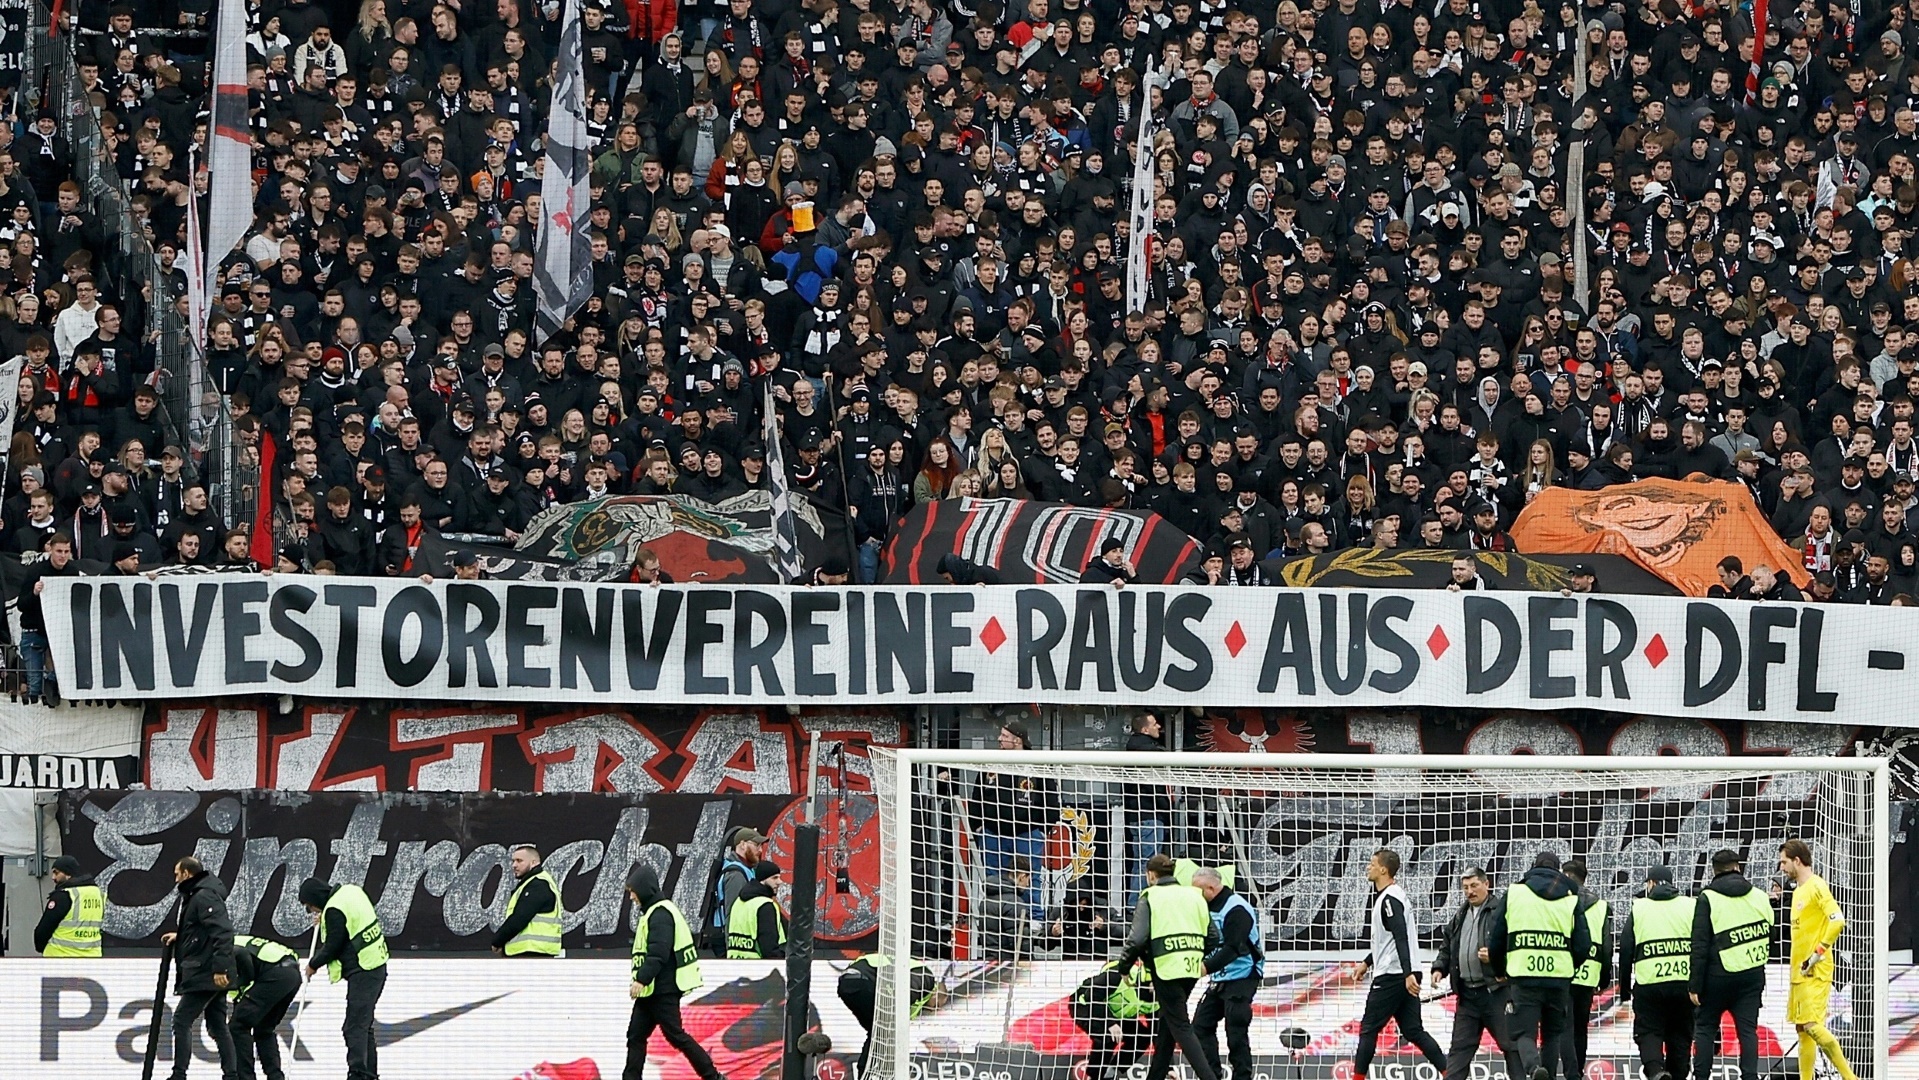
[1777,840,1856,1080]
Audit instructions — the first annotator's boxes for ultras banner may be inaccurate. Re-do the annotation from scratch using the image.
[0,702,141,856]
[139,702,904,794]
[58,788,882,951]
[2,958,1899,1080]
[44,576,1919,723]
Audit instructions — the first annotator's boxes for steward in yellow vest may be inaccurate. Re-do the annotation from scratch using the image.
[491,845,562,957]
[624,866,726,1080]
[1072,959,1158,1080]
[1563,858,1613,1076]
[1116,853,1221,1080]
[229,935,303,1080]
[1489,852,1592,1080]
[1617,864,1696,1080]
[1688,849,1774,1080]
[35,855,103,957]
[725,861,788,958]
[299,877,388,1080]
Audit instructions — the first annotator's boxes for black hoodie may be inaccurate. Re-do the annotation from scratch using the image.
[1488,864,1593,982]
[1616,878,1683,1000]
[1689,868,1771,995]
[627,866,686,992]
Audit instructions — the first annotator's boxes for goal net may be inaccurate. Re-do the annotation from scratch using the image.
[865,749,1888,1080]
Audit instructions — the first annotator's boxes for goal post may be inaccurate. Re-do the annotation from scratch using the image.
[868,749,1890,1080]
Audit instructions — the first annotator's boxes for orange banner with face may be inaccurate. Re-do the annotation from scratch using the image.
[1510,479,1810,596]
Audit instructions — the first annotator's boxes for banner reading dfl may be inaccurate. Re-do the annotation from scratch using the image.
[43,577,1913,724]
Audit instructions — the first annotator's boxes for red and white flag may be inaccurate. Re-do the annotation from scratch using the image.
[1748,0,1770,99]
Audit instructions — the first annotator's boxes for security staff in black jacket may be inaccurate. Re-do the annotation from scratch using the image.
[297,877,389,1080]
[160,856,239,1080]
[1689,849,1774,1080]
[625,865,726,1080]
[230,934,304,1080]
[1192,867,1260,1080]
[1430,867,1523,1080]
[490,844,561,956]
[1117,853,1222,1080]
[1564,858,1614,1077]
[1618,865,1695,1080]
[1489,852,1592,1080]
[725,862,789,959]
[34,854,102,956]
[1073,958,1158,1080]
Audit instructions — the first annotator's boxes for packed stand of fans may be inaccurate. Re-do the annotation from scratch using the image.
[7,0,1919,623]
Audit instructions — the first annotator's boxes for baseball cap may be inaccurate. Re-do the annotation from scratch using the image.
[731,827,767,847]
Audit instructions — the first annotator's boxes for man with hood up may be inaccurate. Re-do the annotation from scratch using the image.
[299,876,389,1080]
[1470,376,1504,441]
[162,856,239,1080]
[1618,864,1695,1080]
[1688,849,1774,1080]
[625,865,726,1080]
[1489,852,1592,1080]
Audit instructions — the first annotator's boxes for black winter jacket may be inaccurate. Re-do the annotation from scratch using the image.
[169,871,237,993]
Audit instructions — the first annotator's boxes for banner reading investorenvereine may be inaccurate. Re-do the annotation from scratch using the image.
[41,577,1908,723]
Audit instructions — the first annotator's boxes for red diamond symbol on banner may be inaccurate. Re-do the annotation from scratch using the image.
[1224,622,1247,658]
[980,617,1007,654]
[1427,626,1450,659]
[1644,633,1668,668]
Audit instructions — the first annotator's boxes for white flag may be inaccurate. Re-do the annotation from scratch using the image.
[0,352,25,502]
[764,383,803,583]
[206,0,252,286]
[535,0,595,343]
[1125,62,1156,314]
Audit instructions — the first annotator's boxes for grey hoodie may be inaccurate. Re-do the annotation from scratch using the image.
[1473,376,1503,433]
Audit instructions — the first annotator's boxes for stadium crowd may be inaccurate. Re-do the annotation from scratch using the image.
[4,0,1919,605]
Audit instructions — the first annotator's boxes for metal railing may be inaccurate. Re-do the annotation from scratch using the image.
[32,3,157,355]
[30,2,240,525]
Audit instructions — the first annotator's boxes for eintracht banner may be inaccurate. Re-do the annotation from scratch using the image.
[41,576,1915,724]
